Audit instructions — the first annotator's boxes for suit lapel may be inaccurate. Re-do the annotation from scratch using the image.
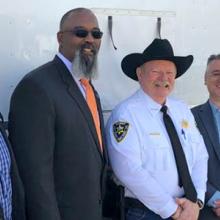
[53,56,103,158]
[199,101,220,161]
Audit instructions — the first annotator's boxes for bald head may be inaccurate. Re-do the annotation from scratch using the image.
[57,7,102,79]
[57,7,101,61]
[59,8,98,31]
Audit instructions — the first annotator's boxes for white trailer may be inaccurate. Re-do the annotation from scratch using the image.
[1,0,220,120]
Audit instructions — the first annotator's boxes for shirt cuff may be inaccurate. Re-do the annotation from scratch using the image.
[157,199,178,219]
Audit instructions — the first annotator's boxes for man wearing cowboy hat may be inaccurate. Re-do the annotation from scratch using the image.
[106,39,208,220]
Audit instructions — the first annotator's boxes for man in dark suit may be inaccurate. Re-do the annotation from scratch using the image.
[192,54,220,220]
[0,113,25,220]
[8,8,108,220]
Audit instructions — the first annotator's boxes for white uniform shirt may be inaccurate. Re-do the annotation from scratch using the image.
[106,89,208,218]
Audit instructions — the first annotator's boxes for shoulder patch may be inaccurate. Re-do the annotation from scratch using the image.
[113,121,129,143]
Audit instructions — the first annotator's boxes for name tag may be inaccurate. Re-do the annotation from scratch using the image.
[149,132,160,136]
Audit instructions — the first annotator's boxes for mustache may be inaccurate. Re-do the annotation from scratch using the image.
[80,43,97,55]
[155,81,170,88]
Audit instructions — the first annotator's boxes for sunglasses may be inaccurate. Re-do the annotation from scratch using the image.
[62,28,103,39]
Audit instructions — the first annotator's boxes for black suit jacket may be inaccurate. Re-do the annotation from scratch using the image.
[0,117,25,220]
[192,101,220,220]
[8,56,108,220]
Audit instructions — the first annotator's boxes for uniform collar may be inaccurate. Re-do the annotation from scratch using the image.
[137,88,172,116]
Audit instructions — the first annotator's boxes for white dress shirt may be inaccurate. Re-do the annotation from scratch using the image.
[56,52,85,98]
[106,89,208,218]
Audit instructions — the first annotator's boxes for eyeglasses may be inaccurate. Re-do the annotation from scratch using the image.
[62,28,103,39]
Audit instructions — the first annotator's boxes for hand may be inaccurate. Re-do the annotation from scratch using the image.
[175,198,199,220]
[171,205,182,219]
[213,199,220,217]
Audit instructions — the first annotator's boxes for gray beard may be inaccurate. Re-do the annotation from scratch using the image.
[71,50,98,80]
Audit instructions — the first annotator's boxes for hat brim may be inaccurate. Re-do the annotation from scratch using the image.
[121,53,193,81]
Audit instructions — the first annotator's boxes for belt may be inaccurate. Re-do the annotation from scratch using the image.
[125,197,148,211]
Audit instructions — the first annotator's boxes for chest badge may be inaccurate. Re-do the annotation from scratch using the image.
[113,121,129,143]
[181,119,189,129]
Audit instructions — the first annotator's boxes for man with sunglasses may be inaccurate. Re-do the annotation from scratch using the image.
[8,8,108,220]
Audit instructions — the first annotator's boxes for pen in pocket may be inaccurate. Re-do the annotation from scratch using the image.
[181,129,186,140]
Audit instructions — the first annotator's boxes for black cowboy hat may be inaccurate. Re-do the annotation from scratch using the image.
[121,38,193,81]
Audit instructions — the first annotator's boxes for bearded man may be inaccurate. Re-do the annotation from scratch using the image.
[8,8,108,220]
